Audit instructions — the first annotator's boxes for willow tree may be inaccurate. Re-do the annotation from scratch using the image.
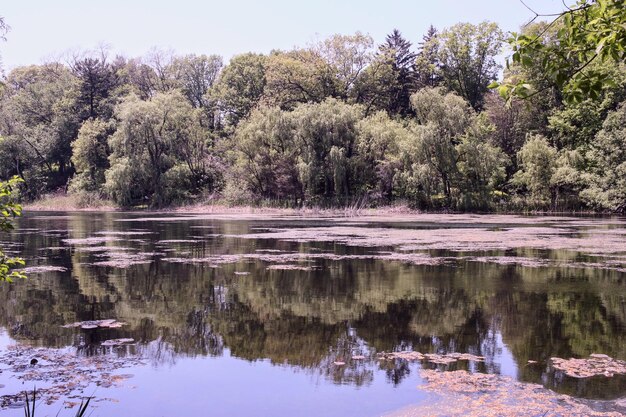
[105,91,215,207]
[292,99,363,204]
[229,106,301,203]
[69,118,112,193]
[512,135,557,208]
[409,87,473,204]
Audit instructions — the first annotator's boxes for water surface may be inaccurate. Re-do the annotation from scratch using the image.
[0,212,625,416]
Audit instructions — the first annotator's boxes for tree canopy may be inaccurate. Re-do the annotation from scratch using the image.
[0,15,624,212]
[497,0,626,103]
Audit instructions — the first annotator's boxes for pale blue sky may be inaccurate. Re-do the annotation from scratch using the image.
[1,0,565,69]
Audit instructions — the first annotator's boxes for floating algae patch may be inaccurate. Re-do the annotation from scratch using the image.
[38,247,69,252]
[232,224,626,256]
[101,338,135,347]
[73,245,134,253]
[0,344,144,409]
[551,354,626,378]
[461,256,626,273]
[163,254,243,264]
[90,252,155,268]
[386,370,625,417]
[379,351,485,365]
[62,319,126,329]
[17,266,68,274]
[62,236,121,245]
[267,264,316,271]
[74,248,162,268]
[95,230,154,236]
[464,256,551,268]
[162,251,444,267]
[156,239,201,244]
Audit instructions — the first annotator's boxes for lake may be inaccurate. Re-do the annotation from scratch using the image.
[0,211,625,416]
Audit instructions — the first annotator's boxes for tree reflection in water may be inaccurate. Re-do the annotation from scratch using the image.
[0,212,624,400]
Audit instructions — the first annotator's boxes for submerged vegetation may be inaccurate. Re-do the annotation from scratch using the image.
[0,2,625,212]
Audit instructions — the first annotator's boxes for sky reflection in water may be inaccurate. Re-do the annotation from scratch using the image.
[0,212,625,416]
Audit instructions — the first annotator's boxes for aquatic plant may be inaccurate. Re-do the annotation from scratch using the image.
[24,387,92,417]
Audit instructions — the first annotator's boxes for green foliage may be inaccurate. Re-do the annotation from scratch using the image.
[398,88,507,210]
[71,54,121,120]
[407,87,471,205]
[0,64,81,195]
[548,61,626,149]
[105,91,220,207]
[229,106,300,202]
[0,176,22,232]
[0,175,25,282]
[351,52,398,114]
[497,0,626,103]
[512,135,557,207]
[263,49,337,110]
[292,99,363,203]
[69,118,112,193]
[354,111,406,201]
[213,53,267,127]
[0,24,625,212]
[580,102,626,211]
[456,115,508,209]
[414,25,442,89]
[375,29,417,116]
[436,21,504,110]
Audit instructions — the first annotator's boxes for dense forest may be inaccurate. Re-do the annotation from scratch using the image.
[0,2,625,212]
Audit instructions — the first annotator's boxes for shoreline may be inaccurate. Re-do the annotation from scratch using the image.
[21,195,618,217]
[22,203,620,218]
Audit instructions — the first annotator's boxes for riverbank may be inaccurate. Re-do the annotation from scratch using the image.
[21,194,612,217]
[22,193,417,216]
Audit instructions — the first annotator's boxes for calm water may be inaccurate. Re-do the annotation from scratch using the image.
[0,212,625,416]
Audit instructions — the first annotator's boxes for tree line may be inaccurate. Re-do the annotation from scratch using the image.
[0,13,625,211]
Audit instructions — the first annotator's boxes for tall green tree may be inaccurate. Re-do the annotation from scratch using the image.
[293,98,364,203]
[406,87,472,206]
[315,33,374,101]
[354,111,407,201]
[376,29,417,116]
[105,91,217,207]
[170,54,223,128]
[351,53,398,115]
[437,22,504,110]
[213,53,267,128]
[69,118,112,193]
[512,135,557,208]
[71,53,121,120]
[580,102,626,212]
[229,106,301,203]
[0,64,81,195]
[415,25,442,89]
[397,87,506,209]
[263,49,337,110]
